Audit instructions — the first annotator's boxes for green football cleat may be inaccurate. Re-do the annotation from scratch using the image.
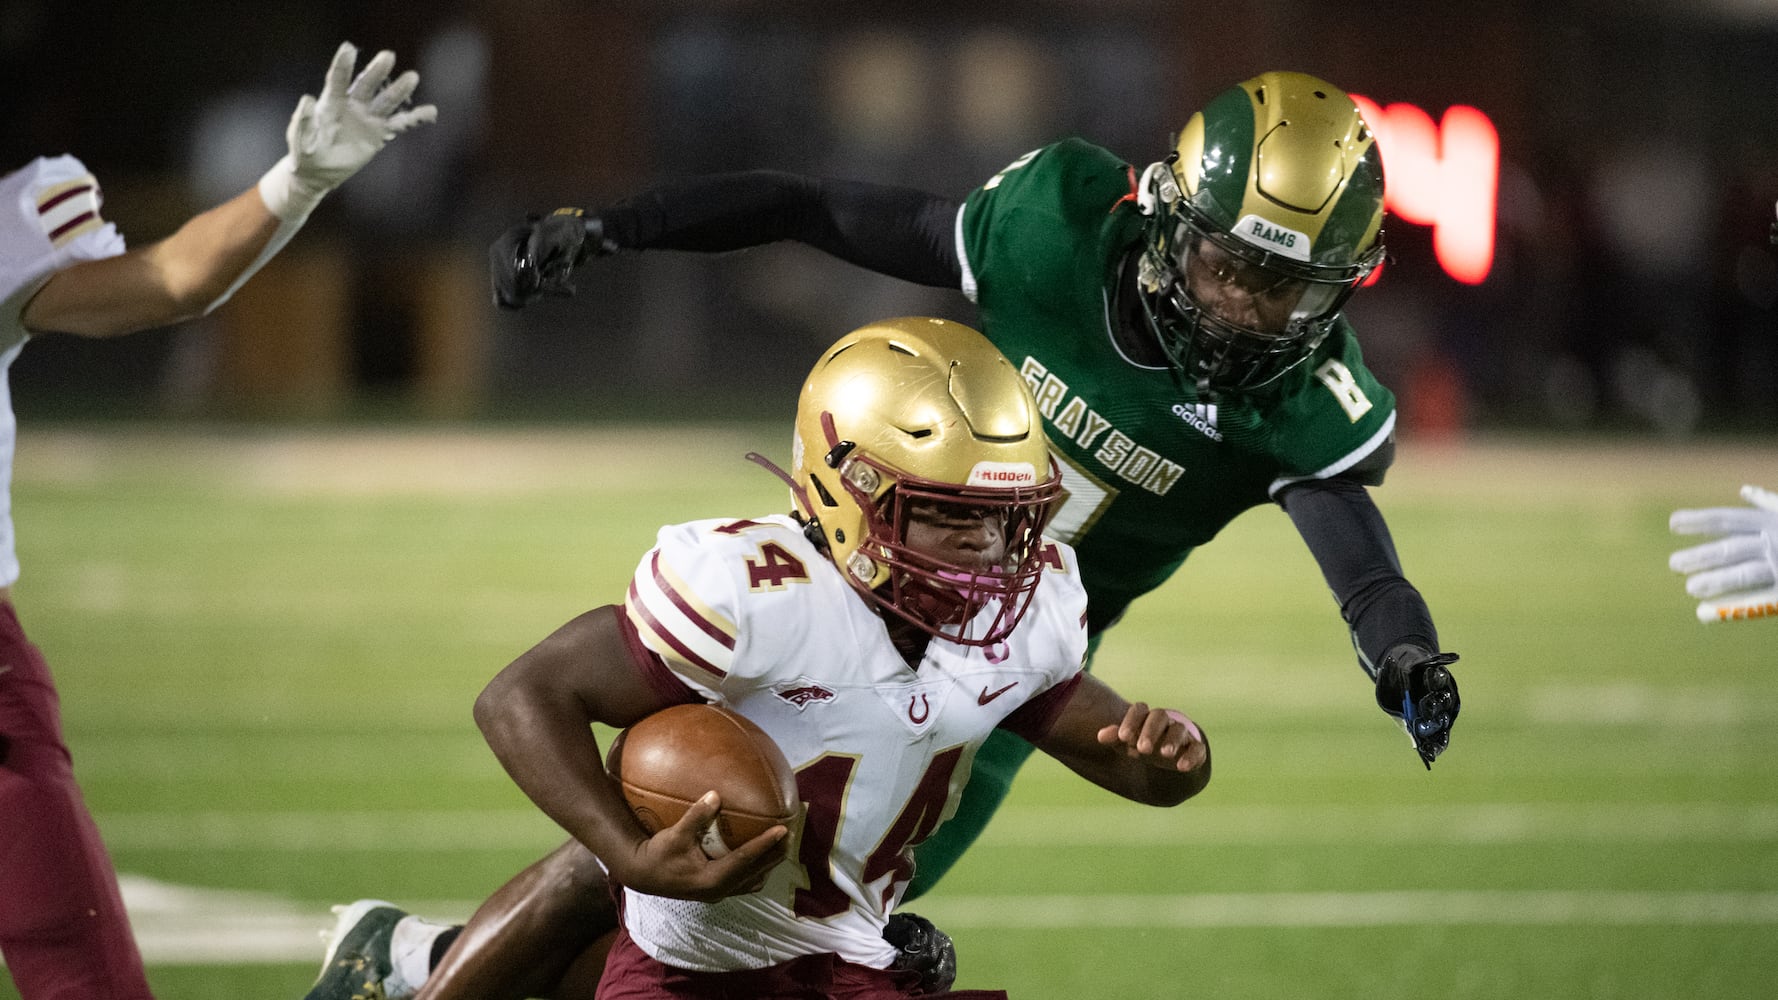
[304,899,406,1000]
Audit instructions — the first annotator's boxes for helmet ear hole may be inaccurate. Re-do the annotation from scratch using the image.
[811,476,839,508]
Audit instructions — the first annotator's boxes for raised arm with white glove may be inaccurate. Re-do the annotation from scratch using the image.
[1669,484,1778,622]
[217,41,437,307]
[257,41,438,224]
[19,41,436,337]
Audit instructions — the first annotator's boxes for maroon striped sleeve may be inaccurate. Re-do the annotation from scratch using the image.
[47,211,97,241]
[626,578,728,679]
[650,550,735,650]
[615,606,705,706]
[38,183,94,213]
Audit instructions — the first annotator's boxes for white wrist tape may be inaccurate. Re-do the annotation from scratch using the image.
[256,154,331,224]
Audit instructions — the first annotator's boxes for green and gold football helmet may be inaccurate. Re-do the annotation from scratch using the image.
[786,317,1060,646]
[1136,71,1386,393]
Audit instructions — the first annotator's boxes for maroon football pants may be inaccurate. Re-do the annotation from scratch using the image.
[0,602,153,1000]
[595,927,1008,1000]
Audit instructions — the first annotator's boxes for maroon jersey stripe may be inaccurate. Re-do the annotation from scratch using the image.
[627,578,727,678]
[650,550,736,650]
[47,211,97,241]
[614,609,705,706]
[38,183,95,214]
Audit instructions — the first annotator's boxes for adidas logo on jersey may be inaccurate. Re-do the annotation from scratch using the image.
[1170,402,1223,442]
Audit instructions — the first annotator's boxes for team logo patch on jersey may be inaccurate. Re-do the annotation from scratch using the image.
[876,679,951,738]
[774,679,837,710]
[1233,214,1310,262]
[36,175,105,249]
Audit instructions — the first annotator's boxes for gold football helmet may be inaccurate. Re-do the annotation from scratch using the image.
[788,317,1060,646]
[1137,70,1386,392]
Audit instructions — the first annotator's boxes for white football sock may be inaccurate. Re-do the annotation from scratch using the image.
[385,915,455,1000]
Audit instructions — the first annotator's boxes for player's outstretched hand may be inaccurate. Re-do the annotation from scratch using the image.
[1669,484,1778,623]
[616,791,788,903]
[1375,645,1460,770]
[260,41,438,222]
[490,208,617,309]
[1096,703,1208,773]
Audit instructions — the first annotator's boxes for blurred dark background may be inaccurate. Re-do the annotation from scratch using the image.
[3,0,1775,437]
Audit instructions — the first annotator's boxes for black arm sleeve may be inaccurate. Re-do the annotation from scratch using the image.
[595,171,964,289]
[1278,475,1439,678]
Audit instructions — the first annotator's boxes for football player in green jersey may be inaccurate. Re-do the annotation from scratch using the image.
[305,71,1461,1000]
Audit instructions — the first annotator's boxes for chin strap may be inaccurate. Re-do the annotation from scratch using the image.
[744,451,816,523]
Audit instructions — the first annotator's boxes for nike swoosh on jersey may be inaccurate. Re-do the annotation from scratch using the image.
[977,681,1017,706]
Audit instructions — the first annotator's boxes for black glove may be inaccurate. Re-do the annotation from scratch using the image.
[885,911,957,995]
[1374,644,1460,769]
[488,208,614,309]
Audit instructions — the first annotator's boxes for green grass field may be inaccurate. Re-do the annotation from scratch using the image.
[2,425,1774,1000]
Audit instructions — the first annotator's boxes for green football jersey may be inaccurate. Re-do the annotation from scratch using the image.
[959,138,1398,634]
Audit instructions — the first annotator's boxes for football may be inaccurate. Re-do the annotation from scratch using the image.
[607,703,801,858]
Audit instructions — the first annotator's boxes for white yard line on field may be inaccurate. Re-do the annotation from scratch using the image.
[916,890,1778,930]
[17,429,1776,503]
[15,426,787,498]
[94,801,1778,852]
[51,877,1778,967]
[110,877,478,964]
[971,802,1778,846]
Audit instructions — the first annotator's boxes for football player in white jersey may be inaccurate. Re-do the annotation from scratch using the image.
[0,43,432,1000]
[309,318,1210,1000]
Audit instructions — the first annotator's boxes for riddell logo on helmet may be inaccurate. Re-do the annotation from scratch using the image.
[968,463,1037,487]
[1235,215,1310,261]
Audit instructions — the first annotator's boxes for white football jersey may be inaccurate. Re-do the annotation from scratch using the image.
[621,513,1088,972]
[0,156,127,585]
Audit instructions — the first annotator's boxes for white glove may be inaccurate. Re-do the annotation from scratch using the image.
[258,41,438,223]
[1669,484,1778,623]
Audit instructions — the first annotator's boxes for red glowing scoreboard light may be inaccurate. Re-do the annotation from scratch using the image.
[1349,95,1499,286]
